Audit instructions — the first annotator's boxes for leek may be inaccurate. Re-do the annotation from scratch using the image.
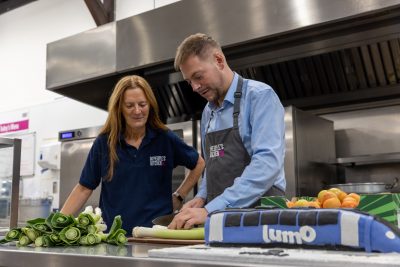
[76,213,95,228]
[59,226,81,245]
[87,224,97,234]
[27,218,52,234]
[107,215,122,238]
[0,206,126,248]
[46,212,75,229]
[105,215,127,246]
[86,233,97,245]
[106,229,127,246]
[17,235,32,247]
[21,227,40,242]
[95,222,107,232]
[49,233,63,245]
[5,228,22,241]
[132,226,205,240]
[82,206,101,223]
[79,234,98,246]
[34,235,54,247]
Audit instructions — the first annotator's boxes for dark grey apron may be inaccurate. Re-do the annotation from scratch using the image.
[204,76,284,206]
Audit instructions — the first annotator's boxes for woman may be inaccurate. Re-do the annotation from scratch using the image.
[61,75,205,234]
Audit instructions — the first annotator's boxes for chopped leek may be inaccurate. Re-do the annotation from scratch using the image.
[59,226,81,245]
[0,206,126,247]
[46,212,75,229]
[5,228,22,241]
[17,235,32,247]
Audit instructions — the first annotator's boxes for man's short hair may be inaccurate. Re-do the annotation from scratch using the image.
[174,33,221,71]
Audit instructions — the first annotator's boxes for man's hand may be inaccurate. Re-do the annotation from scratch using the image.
[168,208,208,229]
[181,197,205,210]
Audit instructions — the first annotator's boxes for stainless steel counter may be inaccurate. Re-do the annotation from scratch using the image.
[1,241,400,267]
[0,242,255,267]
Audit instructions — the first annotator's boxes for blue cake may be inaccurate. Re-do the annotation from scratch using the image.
[204,208,400,253]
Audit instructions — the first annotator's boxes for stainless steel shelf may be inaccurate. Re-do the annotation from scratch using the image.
[334,152,400,166]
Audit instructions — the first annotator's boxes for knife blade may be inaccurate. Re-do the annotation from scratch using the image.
[152,213,176,226]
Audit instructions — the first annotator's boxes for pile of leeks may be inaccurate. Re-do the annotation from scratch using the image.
[0,206,127,247]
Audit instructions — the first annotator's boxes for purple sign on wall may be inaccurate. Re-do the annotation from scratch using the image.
[0,119,29,134]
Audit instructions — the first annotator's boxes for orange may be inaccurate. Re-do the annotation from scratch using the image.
[341,198,358,208]
[319,191,338,205]
[347,193,361,204]
[322,197,341,208]
[317,190,329,203]
[328,187,343,197]
[337,191,348,202]
[293,199,309,207]
[286,201,295,208]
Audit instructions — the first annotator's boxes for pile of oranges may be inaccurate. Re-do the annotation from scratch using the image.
[286,188,360,209]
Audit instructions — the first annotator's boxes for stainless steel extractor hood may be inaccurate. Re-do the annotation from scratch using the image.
[46,0,400,123]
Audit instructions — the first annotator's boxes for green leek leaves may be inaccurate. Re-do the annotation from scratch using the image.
[0,206,127,247]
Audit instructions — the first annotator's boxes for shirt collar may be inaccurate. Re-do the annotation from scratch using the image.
[208,72,239,110]
[118,125,157,146]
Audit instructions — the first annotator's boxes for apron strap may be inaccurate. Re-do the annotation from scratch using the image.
[233,76,244,129]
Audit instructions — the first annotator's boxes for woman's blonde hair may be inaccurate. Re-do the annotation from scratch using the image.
[174,33,221,71]
[100,75,167,181]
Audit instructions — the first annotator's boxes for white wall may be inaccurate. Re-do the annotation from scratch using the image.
[0,0,180,209]
[0,0,180,112]
[0,99,109,210]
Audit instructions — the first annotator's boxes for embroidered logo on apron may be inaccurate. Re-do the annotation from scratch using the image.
[210,144,225,158]
[149,156,166,166]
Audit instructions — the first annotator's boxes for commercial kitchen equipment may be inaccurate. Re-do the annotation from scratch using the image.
[46,0,400,196]
[284,106,336,198]
[58,120,200,211]
[0,137,21,230]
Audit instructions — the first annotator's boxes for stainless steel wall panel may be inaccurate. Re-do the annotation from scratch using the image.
[283,106,296,198]
[284,106,336,198]
[47,23,117,89]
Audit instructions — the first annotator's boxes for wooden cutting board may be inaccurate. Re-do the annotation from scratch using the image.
[128,236,204,245]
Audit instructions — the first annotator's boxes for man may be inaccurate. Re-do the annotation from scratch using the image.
[169,33,286,229]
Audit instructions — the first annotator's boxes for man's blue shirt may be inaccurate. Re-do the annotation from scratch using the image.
[197,72,286,212]
[79,126,199,233]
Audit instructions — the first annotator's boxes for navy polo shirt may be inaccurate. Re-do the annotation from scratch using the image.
[79,126,199,234]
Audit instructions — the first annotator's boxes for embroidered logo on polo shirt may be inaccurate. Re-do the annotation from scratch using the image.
[150,156,166,166]
[210,144,224,158]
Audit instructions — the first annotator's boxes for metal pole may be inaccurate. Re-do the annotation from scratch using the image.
[9,138,21,228]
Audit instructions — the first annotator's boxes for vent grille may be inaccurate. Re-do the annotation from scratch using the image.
[151,38,400,121]
[153,82,205,123]
[237,38,400,105]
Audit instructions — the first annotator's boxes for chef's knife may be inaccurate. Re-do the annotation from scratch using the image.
[152,213,176,226]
